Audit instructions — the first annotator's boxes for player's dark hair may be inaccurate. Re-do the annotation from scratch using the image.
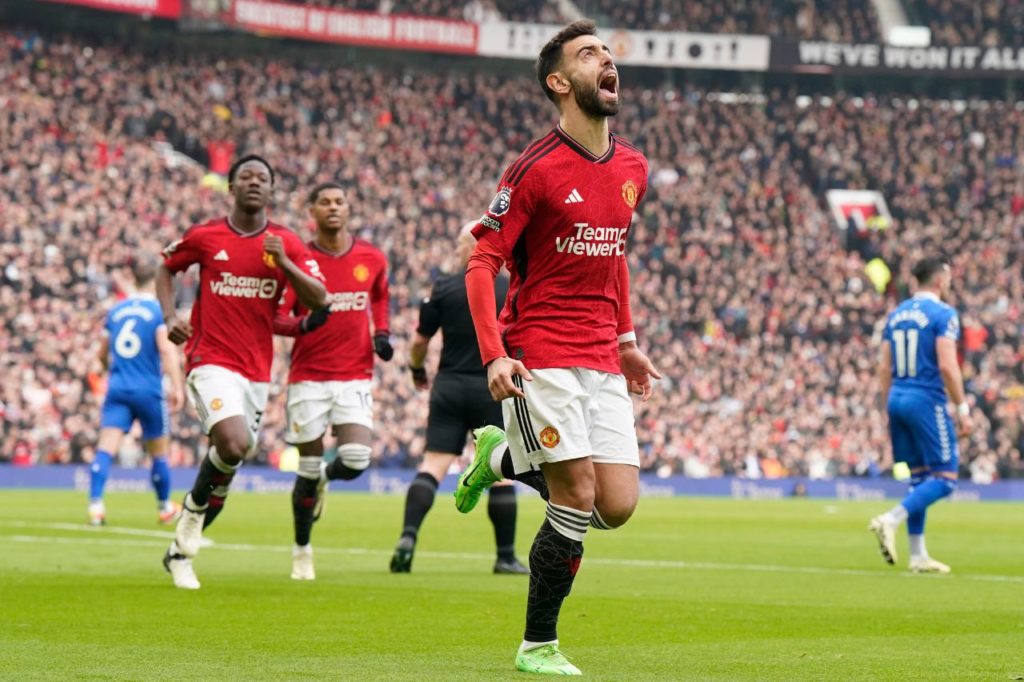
[228,154,275,186]
[911,256,950,285]
[536,19,598,103]
[131,256,158,287]
[308,182,346,204]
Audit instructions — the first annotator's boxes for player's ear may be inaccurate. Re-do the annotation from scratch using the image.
[546,71,570,98]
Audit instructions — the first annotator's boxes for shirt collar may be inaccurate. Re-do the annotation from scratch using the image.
[913,291,940,303]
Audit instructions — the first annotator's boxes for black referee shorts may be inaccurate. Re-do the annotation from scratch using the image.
[425,372,504,455]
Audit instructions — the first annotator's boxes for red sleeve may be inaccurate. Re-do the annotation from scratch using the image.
[617,257,633,336]
[286,233,324,281]
[161,226,204,273]
[370,256,390,335]
[471,171,537,259]
[466,237,506,366]
[273,286,302,337]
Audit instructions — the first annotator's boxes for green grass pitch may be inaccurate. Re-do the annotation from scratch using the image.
[1,490,1022,681]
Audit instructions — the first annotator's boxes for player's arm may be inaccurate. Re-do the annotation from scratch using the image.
[156,262,192,345]
[371,262,393,361]
[876,340,892,411]
[616,257,660,401]
[97,334,110,372]
[937,332,973,436]
[273,287,328,337]
[263,234,326,311]
[156,326,185,412]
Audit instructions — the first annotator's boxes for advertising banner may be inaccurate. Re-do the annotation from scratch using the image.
[3,466,1022,501]
[41,0,182,18]
[225,0,478,54]
[478,21,770,71]
[772,40,1024,77]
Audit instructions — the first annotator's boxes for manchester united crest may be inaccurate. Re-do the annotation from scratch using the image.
[353,264,370,282]
[539,426,560,449]
[211,398,223,411]
[622,179,639,209]
[262,252,277,269]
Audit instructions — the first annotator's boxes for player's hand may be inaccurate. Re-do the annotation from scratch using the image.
[263,234,289,267]
[299,307,330,334]
[409,365,429,391]
[165,315,193,345]
[955,412,975,438]
[373,333,394,361]
[619,344,661,402]
[486,356,532,401]
[168,385,185,413]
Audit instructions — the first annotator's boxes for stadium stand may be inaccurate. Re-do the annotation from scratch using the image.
[908,0,1024,47]
[0,25,1021,482]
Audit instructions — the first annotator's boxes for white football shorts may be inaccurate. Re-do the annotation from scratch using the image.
[285,380,374,444]
[186,365,269,439]
[502,367,639,468]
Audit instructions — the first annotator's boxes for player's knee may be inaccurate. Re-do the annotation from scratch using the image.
[933,475,957,497]
[338,443,371,472]
[591,502,635,529]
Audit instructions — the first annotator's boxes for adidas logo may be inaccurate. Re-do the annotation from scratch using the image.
[564,189,584,204]
[213,250,229,261]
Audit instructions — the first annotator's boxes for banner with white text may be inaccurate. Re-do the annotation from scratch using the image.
[772,40,1024,76]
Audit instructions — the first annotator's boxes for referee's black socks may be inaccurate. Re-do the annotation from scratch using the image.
[400,472,439,542]
[488,485,518,562]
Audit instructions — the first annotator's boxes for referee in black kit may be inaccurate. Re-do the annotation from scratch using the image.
[390,222,529,574]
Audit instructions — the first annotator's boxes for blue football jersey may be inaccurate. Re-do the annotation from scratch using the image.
[883,292,960,400]
[105,296,164,395]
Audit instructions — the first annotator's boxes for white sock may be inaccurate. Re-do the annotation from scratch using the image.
[908,534,927,559]
[881,505,908,525]
[488,441,508,480]
[293,544,312,556]
[519,639,557,653]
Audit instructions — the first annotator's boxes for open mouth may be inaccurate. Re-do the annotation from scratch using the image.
[599,71,618,96]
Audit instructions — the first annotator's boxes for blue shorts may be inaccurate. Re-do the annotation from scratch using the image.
[887,390,959,473]
[100,389,168,441]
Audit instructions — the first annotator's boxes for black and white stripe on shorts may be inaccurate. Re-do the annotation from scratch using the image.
[511,375,542,453]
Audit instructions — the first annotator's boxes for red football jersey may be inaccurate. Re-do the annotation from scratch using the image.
[275,239,390,382]
[471,126,648,373]
[162,218,319,382]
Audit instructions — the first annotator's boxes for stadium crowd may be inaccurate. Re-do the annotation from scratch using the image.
[909,0,1024,47]
[1,27,1023,482]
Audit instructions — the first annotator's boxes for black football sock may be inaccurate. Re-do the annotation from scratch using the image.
[188,447,237,508]
[524,504,589,643]
[498,449,550,501]
[488,485,518,561]
[325,457,364,481]
[292,475,319,546]
[400,472,438,542]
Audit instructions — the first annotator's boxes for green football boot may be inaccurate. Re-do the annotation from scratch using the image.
[454,425,506,513]
[515,644,582,676]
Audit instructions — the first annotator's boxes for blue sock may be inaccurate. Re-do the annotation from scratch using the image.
[900,478,956,518]
[906,474,927,535]
[89,450,113,502]
[151,456,171,505]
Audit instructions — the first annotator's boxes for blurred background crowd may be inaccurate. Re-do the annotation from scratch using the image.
[2,0,1023,482]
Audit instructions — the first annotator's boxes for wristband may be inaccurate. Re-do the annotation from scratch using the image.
[956,402,970,418]
[617,331,637,344]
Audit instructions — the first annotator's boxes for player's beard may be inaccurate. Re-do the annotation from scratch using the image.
[571,75,621,119]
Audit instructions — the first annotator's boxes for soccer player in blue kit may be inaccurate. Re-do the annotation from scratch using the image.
[869,256,974,573]
[89,258,184,526]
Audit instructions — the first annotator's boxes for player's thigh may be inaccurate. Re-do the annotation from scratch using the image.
[504,368,591,468]
[284,381,334,444]
[96,427,124,453]
[100,393,133,437]
[540,456,596,510]
[593,462,639,526]
[887,393,924,469]
[329,380,374,433]
[588,371,640,467]
[425,375,473,456]
[186,365,255,435]
[131,390,169,443]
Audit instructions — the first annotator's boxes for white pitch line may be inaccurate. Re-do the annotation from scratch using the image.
[4,527,1023,584]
